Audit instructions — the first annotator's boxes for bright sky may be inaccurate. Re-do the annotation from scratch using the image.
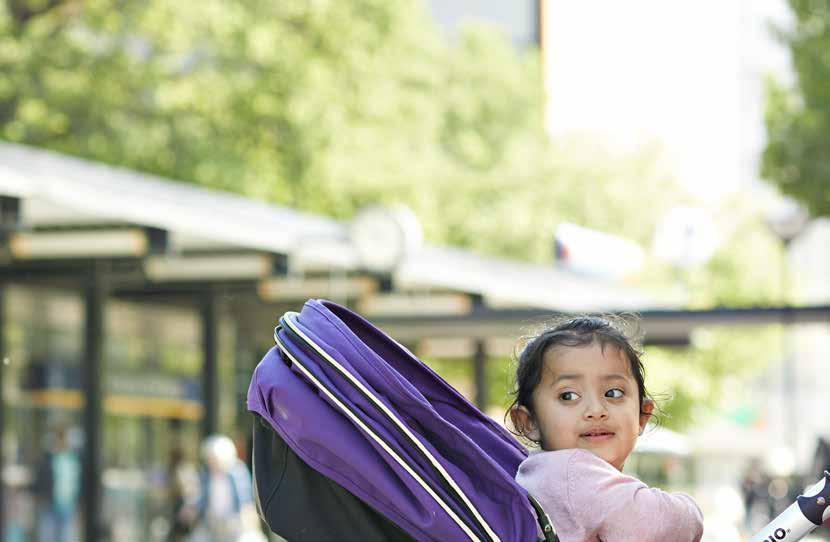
[543,0,793,202]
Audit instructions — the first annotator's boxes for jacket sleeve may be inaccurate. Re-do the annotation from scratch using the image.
[233,461,254,506]
[566,450,703,542]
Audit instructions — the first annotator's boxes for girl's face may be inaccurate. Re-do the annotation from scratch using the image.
[513,342,652,470]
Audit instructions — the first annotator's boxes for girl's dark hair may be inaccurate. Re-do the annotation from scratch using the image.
[507,314,655,442]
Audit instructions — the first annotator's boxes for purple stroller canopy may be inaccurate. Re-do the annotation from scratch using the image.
[247,299,546,542]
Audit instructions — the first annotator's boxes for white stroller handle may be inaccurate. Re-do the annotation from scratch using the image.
[748,471,830,542]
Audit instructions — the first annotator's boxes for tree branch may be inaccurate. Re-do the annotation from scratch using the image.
[7,0,72,30]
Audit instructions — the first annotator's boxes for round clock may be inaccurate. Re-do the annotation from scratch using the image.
[349,204,423,273]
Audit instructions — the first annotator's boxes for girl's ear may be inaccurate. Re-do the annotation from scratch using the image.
[639,398,654,434]
[510,405,540,443]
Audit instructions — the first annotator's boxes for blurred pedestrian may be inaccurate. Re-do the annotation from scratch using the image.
[181,434,263,542]
[33,426,80,542]
[740,457,768,529]
[166,444,198,542]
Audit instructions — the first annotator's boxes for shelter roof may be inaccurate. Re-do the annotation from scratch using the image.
[0,142,658,313]
[0,142,345,255]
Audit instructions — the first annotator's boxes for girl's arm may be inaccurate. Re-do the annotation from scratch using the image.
[566,449,703,541]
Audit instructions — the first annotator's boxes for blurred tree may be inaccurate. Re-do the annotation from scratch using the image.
[0,0,785,430]
[762,0,830,216]
[646,326,783,430]
[0,0,682,260]
[663,197,785,308]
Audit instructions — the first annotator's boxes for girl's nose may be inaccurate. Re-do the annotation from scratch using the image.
[583,397,608,420]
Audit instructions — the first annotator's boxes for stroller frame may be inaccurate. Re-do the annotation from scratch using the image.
[275,312,557,542]
[249,304,558,542]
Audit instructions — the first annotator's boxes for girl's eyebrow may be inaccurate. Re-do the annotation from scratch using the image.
[552,373,630,384]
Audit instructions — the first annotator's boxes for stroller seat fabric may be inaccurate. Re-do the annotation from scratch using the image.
[247,299,557,542]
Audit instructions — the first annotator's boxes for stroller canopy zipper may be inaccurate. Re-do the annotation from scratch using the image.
[276,312,501,542]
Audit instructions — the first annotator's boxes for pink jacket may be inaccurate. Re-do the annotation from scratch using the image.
[516,449,703,542]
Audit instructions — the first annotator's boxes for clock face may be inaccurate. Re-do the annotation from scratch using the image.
[350,205,422,273]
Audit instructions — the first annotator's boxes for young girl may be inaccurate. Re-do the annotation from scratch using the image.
[508,316,704,541]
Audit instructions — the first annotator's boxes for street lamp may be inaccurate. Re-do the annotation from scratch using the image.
[766,198,809,253]
[765,197,809,462]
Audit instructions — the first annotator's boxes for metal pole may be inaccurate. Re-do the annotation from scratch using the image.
[473,339,488,411]
[781,239,798,454]
[0,286,6,541]
[0,197,17,539]
[201,291,219,438]
[82,264,106,542]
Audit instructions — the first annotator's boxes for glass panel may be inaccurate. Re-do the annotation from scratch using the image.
[4,285,83,542]
[102,299,201,541]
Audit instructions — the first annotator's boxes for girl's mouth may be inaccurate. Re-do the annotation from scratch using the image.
[579,431,615,441]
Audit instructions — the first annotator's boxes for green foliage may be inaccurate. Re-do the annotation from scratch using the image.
[666,198,785,307]
[647,326,783,430]
[423,140,684,262]
[762,0,830,216]
[1,0,787,430]
[0,0,683,263]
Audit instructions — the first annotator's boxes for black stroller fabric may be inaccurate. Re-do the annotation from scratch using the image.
[252,413,415,541]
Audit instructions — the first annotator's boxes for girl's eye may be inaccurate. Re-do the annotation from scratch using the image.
[559,391,580,401]
[606,388,624,399]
